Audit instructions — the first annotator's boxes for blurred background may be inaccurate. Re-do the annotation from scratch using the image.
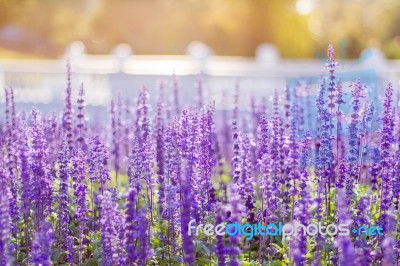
[0,0,400,115]
[1,0,400,58]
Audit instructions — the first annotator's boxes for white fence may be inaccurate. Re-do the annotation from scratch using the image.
[0,55,399,115]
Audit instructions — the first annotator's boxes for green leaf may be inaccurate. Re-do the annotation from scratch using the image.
[270,260,287,266]
[196,257,215,265]
[83,258,99,266]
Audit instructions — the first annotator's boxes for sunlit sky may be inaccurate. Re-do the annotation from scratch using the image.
[0,0,399,59]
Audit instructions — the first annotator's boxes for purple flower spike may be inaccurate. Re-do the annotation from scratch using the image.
[215,203,226,266]
[110,96,122,187]
[71,148,88,264]
[180,171,195,265]
[76,83,87,151]
[88,135,110,194]
[128,136,142,191]
[335,190,355,266]
[124,188,138,264]
[19,120,32,254]
[66,235,75,265]
[155,95,166,215]
[98,191,120,266]
[4,87,19,239]
[0,187,14,266]
[62,59,74,149]
[29,109,53,230]
[56,142,71,249]
[238,133,255,213]
[227,185,243,266]
[137,207,153,265]
[179,111,196,264]
[378,83,395,227]
[30,221,54,266]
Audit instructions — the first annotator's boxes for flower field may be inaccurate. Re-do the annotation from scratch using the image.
[0,45,399,266]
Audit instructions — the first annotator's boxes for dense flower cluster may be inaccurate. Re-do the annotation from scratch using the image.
[0,45,399,265]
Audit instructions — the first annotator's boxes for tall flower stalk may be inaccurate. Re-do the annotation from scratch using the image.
[76,83,87,151]
[378,83,395,229]
[72,148,88,264]
[0,185,13,266]
[30,221,54,266]
[88,135,109,231]
[29,109,53,231]
[56,142,71,250]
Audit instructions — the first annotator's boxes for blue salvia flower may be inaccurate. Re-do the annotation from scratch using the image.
[0,184,14,266]
[137,207,153,265]
[163,184,179,258]
[316,76,334,179]
[1,47,399,265]
[335,80,346,161]
[141,134,155,198]
[71,148,88,264]
[348,80,366,164]
[286,96,301,213]
[138,134,156,251]
[346,80,366,203]
[163,121,179,187]
[292,132,312,266]
[18,119,32,254]
[30,221,54,266]
[88,135,110,194]
[335,190,355,266]
[381,237,395,265]
[76,83,87,151]
[378,83,395,228]
[110,97,121,186]
[62,60,74,149]
[162,128,180,225]
[179,111,195,265]
[137,85,151,143]
[128,136,142,191]
[121,99,134,172]
[325,44,338,115]
[394,149,400,206]
[124,188,138,264]
[257,114,269,166]
[220,91,232,161]
[44,112,61,162]
[56,141,71,249]
[114,200,125,265]
[189,112,203,222]
[292,188,311,266]
[227,185,243,266]
[250,96,259,143]
[179,110,201,222]
[370,147,380,191]
[66,235,75,265]
[231,119,241,185]
[380,211,397,265]
[359,102,374,165]
[98,191,120,266]
[155,95,166,215]
[336,159,348,189]
[29,109,53,230]
[197,105,217,215]
[215,203,226,266]
[238,133,255,214]
[353,196,372,265]
[4,87,19,239]
[267,92,283,219]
